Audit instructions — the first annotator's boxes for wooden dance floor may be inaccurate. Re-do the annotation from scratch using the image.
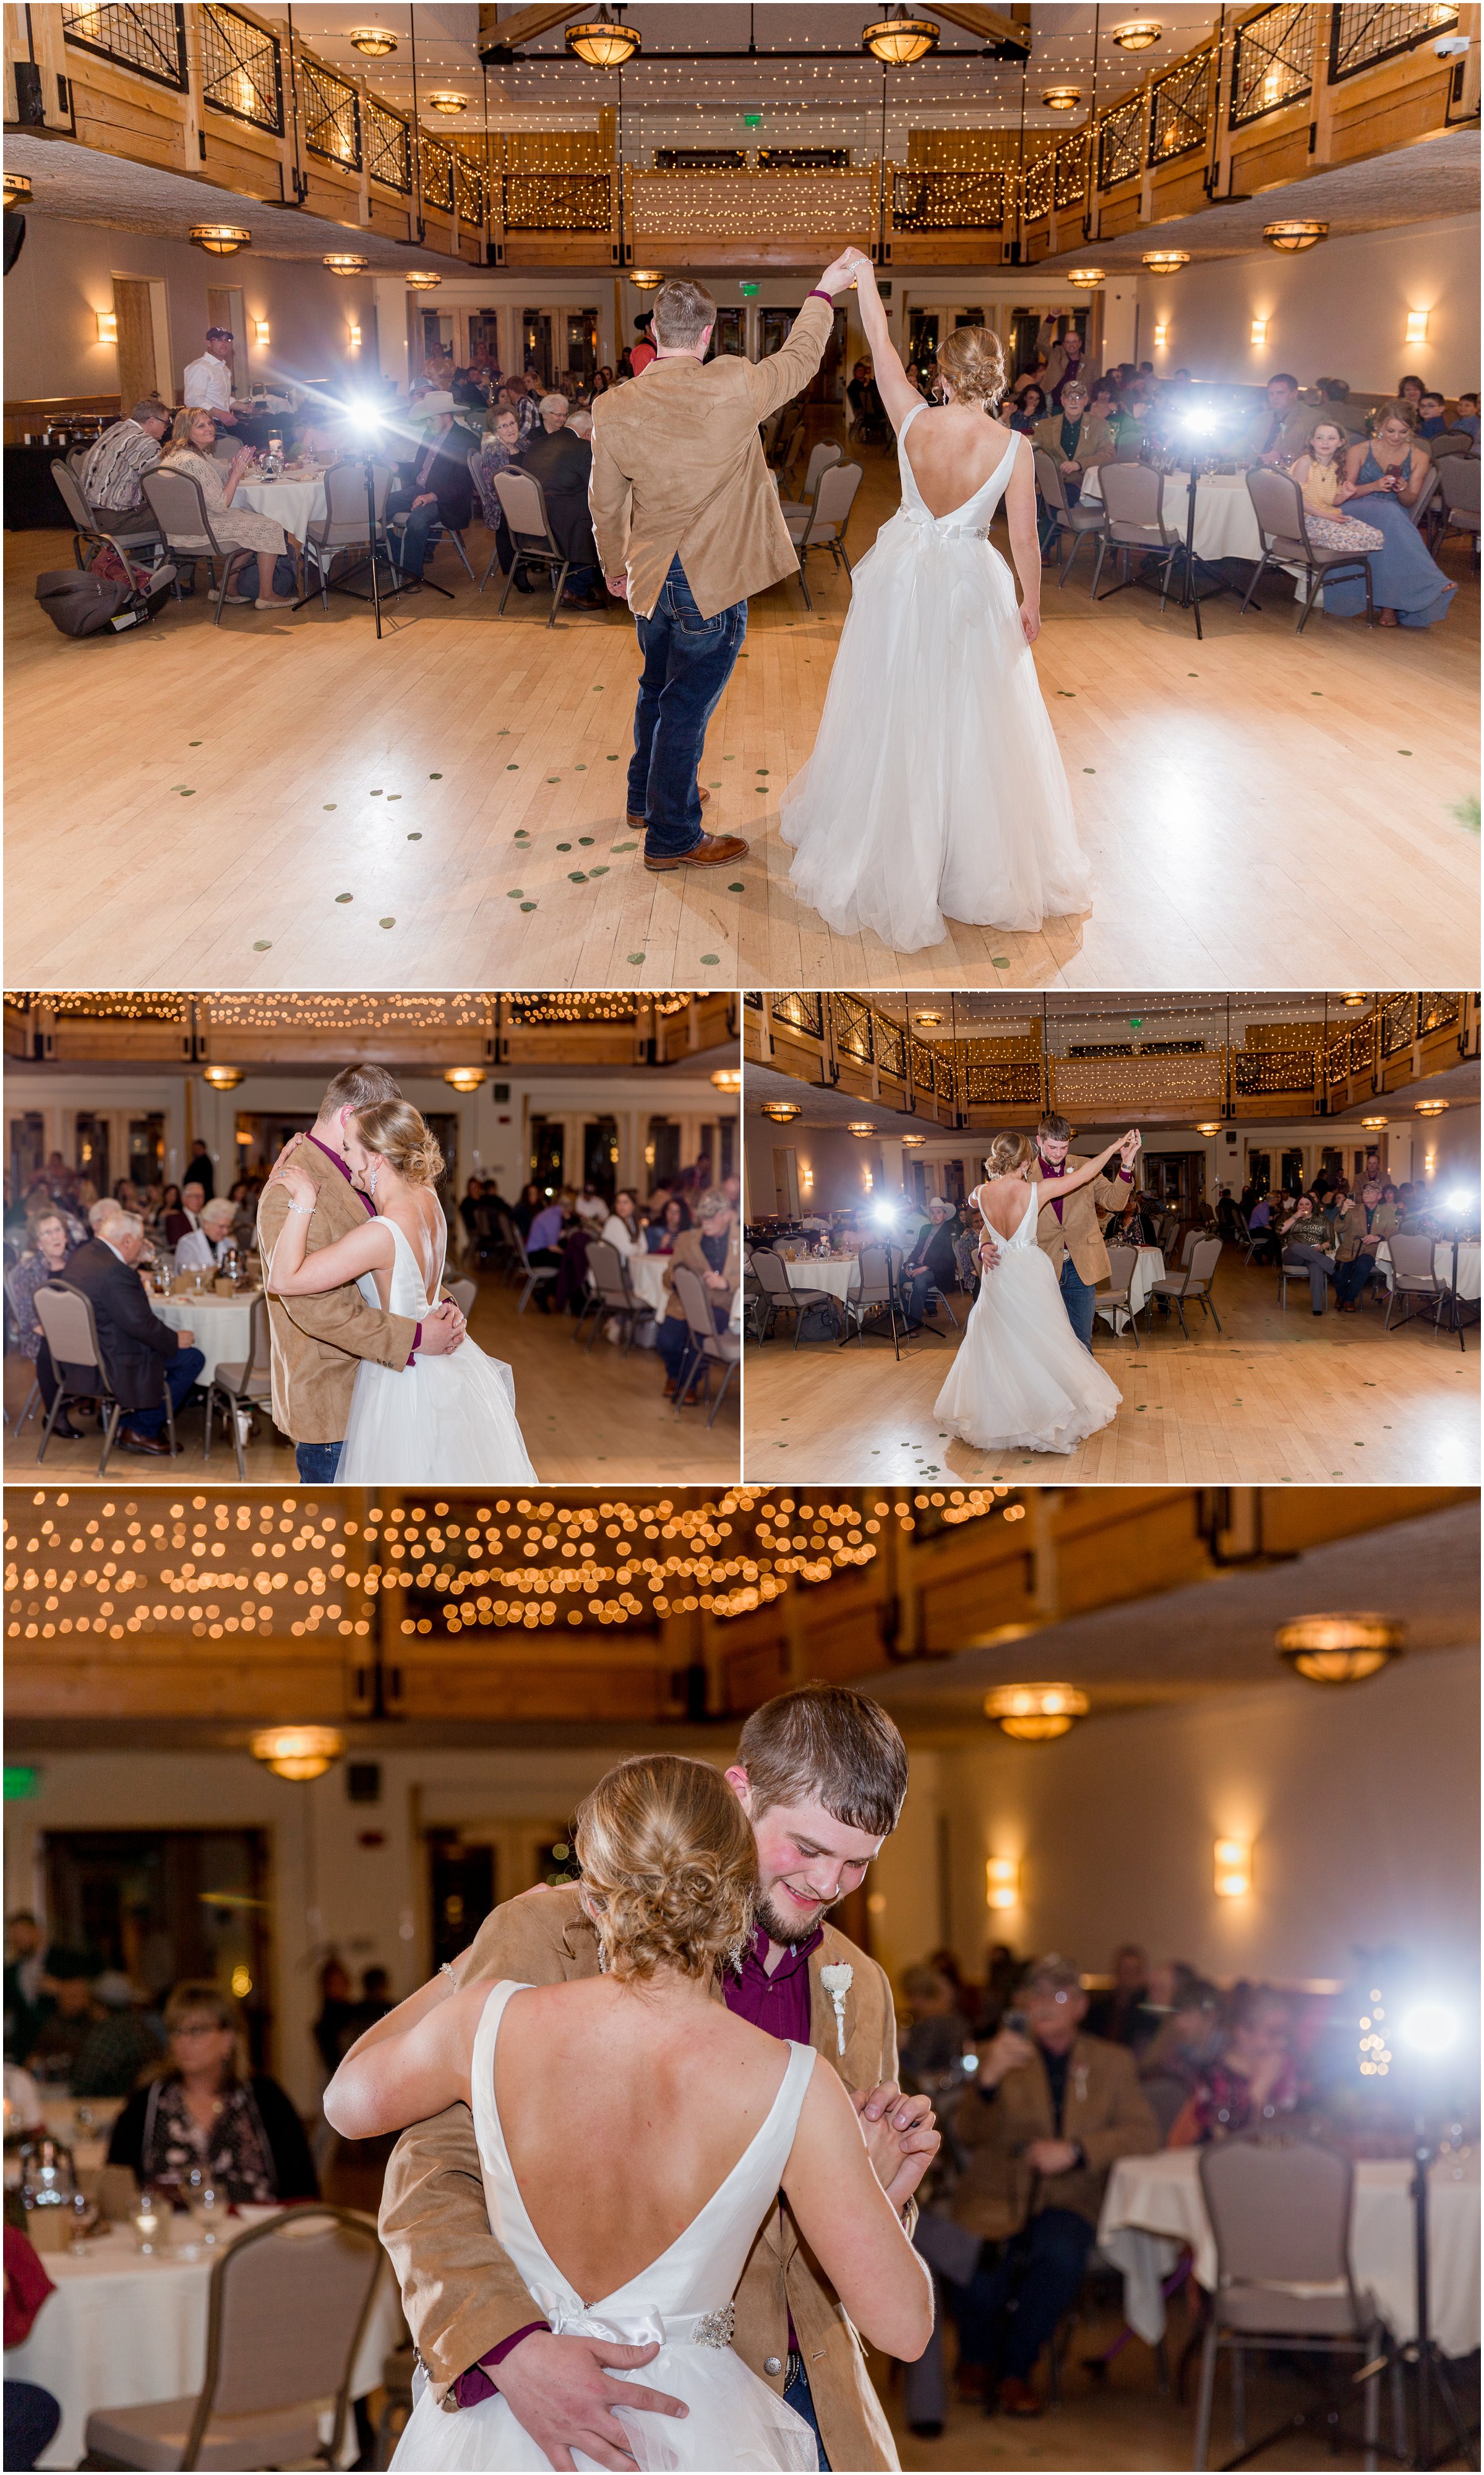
[6,437,1477,992]
[2,1271,737,1485]
[742,1256,1478,1486]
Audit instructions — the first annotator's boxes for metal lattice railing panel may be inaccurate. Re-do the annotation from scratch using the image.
[60,2,187,90]
[875,1017,906,1081]
[453,150,484,224]
[366,96,412,191]
[419,137,455,212]
[832,993,875,1065]
[1230,1,1313,126]
[1381,994,1416,1057]
[1330,2,1458,80]
[1149,49,1214,162]
[1021,149,1054,220]
[1418,992,1462,1037]
[200,2,282,132]
[1097,92,1145,188]
[770,993,825,1040]
[892,168,1005,230]
[502,170,613,229]
[1053,131,1090,207]
[301,54,361,168]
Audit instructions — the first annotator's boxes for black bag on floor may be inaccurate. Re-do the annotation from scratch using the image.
[35,562,176,638]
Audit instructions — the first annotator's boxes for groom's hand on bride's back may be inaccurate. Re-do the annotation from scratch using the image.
[491,2329,687,2473]
[419,1300,466,1355]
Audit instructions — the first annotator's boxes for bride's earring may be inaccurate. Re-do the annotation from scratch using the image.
[364,1160,379,1198]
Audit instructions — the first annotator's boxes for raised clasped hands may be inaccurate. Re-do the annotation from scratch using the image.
[852,2080,940,2211]
[1118,1129,1141,1167]
[820,247,870,297]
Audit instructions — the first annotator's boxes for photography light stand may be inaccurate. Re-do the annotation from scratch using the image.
[1378,2113,1479,2472]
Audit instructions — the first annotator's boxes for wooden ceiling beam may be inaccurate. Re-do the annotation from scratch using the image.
[478,4,581,57]
[928,4,1032,55]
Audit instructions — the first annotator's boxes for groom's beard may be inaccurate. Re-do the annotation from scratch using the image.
[755,1883,843,1947]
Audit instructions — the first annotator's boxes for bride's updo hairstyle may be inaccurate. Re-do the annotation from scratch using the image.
[351,1100,444,1188]
[937,324,1006,413]
[574,1754,757,1983]
[985,1132,1036,1178]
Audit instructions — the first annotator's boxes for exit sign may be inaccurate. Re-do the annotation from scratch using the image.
[740,281,759,297]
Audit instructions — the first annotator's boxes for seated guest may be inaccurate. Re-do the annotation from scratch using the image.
[1416,390,1450,440]
[8,1209,77,1377]
[175,1196,238,1272]
[1396,372,1426,411]
[108,1980,317,2203]
[163,1182,206,1248]
[1138,1968,1222,2138]
[386,392,481,589]
[71,1973,165,2098]
[1238,371,1322,468]
[4,2228,62,2471]
[500,376,540,443]
[226,1179,257,1249]
[1397,1182,1442,1237]
[22,1952,100,2079]
[1289,420,1386,554]
[847,358,887,442]
[519,394,604,606]
[1083,1942,1153,2049]
[599,1190,641,1259]
[513,1182,543,1238]
[471,405,534,594]
[1278,1193,1340,1313]
[1009,382,1047,436]
[77,398,169,541]
[1168,1984,1306,2146]
[158,410,294,609]
[659,1188,738,1402]
[1370,1182,1404,1239]
[950,1954,1159,2416]
[56,1209,204,1456]
[1453,390,1480,443]
[645,1194,691,1253]
[630,317,657,375]
[899,1198,959,1333]
[1331,403,1455,629]
[899,1965,969,2080]
[1031,377,1116,510]
[522,1189,570,1311]
[1315,376,1362,435]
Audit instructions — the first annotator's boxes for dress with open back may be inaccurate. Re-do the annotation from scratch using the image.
[390,1980,820,2472]
[335,1214,537,1483]
[779,405,1092,953]
[933,1182,1121,1455]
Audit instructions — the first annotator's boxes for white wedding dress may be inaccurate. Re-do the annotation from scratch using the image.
[779,404,1092,953]
[392,1980,821,2473]
[336,1216,537,1483]
[934,1183,1121,1455]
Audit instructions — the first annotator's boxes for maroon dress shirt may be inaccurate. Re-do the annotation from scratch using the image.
[305,1133,421,1358]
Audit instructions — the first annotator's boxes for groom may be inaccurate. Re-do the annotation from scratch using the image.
[1032,1111,1137,1350]
[589,252,865,874]
[256,1063,465,1483]
[379,1682,938,2473]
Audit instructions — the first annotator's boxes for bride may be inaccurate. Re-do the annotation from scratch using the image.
[265,1100,537,1483]
[781,252,1092,955]
[325,1753,932,2471]
[935,1130,1138,1456]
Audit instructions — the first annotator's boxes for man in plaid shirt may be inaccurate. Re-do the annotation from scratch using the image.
[77,398,168,544]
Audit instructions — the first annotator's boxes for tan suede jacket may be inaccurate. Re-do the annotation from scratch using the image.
[1034,1156,1133,1287]
[588,297,834,619]
[379,1882,906,2471]
[951,2032,1160,2240]
[257,1147,418,1445]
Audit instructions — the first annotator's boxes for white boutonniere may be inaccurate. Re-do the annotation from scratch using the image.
[820,1962,853,2056]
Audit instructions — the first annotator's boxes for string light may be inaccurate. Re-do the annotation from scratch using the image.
[4,995,705,1033]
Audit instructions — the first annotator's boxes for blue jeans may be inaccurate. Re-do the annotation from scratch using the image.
[950,2205,1096,2383]
[388,492,442,579]
[1284,1242,1337,1312]
[782,2366,831,2471]
[296,1440,344,1482]
[4,2380,61,2472]
[1059,1253,1097,1350]
[628,555,746,857]
[902,1266,938,1328]
[127,1346,205,1438]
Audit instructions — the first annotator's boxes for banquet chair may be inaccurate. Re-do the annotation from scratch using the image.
[1148,1237,1222,1338]
[487,470,569,625]
[50,458,163,573]
[1091,463,1184,606]
[1404,461,1441,533]
[1434,455,1481,562]
[3,1267,42,1437]
[202,1295,274,1481]
[747,1245,842,1346]
[772,404,807,474]
[1381,1233,1448,1336]
[785,463,864,610]
[778,440,843,521]
[843,1245,911,1360]
[82,2203,385,2472]
[1428,429,1474,460]
[511,1227,559,1315]
[951,1230,982,1301]
[31,1282,160,1473]
[1193,2138,1391,2473]
[142,468,257,625]
[573,1239,644,1354]
[1034,448,1107,592]
[1097,1243,1144,1340]
[671,1263,741,1426]
[1239,468,1378,633]
[302,461,395,609]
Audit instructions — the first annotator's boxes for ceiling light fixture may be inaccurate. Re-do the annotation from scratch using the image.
[566,8,641,68]
[202,1065,244,1091]
[1361,1115,1389,1130]
[424,90,469,114]
[760,1100,801,1124]
[1042,84,1083,109]
[901,1133,927,1147]
[1196,1122,1222,1136]
[1112,19,1164,48]
[630,268,664,289]
[444,1067,486,1092]
[1276,1614,1404,1685]
[348,25,398,56]
[191,224,251,255]
[1264,220,1329,251]
[249,1725,345,1782]
[1415,1099,1449,1117]
[847,1122,878,1137]
[405,270,442,290]
[1143,249,1190,274]
[863,7,940,65]
[711,1068,742,1090]
[1066,267,1105,288]
[914,1008,943,1026]
[1341,991,1368,1006]
[984,1683,1089,1742]
[4,171,33,210]
[323,252,369,275]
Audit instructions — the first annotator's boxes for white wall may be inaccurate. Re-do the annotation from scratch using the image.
[934,1647,1479,1989]
[4,211,379,404]
[1137,212,1480,395]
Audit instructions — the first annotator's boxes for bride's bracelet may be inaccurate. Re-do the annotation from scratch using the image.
[284,1200,314,1215]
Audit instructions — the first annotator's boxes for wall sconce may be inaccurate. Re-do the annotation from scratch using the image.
[986,1856,1019,1911]
[1250,315,1269,348]
[1152,320,1169,349]
[347,320,362,351]
[96,309,118,345]
[1405,309,1430,346]
[252,317,270,345]
[1214,1837,1251,1897]
[862,1165,874,1191]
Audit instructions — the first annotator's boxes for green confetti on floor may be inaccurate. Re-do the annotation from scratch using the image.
[547,776,560,783]
[507,763,519,771]
[370,789,382,796]
[568,870,588,882]
[724,754,736,760]
[992,956,1010,967]
[708,779,721,786]
[628,951,645,964]
[589,864,609,875]
[323,803,337,810]
[1057,690,1075,697]
[189,740,202,746]
[1083,768,1095,774]
[606,753,619,761]
[757,767,770,775]
[179,789,195,797]
[579,835,595,845]
[379,916,395,928]
[575,763,587,770]
[700,953,719,964]
[335,893,353,904]
[520,901,538,911]
[612,839,637,852]
[557,842,572,851]
[407,831,422,840]
[430,770,442,777]
[729,880,745,890]
[1399,748,1412,755]
[593,684,604,690]
[252,940,271,951]
[507,888,523,898]
[387,794,401,801]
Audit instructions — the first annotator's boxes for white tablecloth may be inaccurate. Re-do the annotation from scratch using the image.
[1096,1245,1165,1332]
[1098,2147,1482,2358]
[235,470,327,544]
[1080,466,1263,565]
[7,2211,404,2468]
[150,1291,260,1384]
[625,1252,671,1318]
[1373,1240,1480,1298]
[783,1254,859,1303]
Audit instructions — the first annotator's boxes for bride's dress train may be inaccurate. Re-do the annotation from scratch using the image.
[392,1980,820,2471]
[779,403,1092,953]
[934,1183,1121,1455]
[336,1219,537,1483]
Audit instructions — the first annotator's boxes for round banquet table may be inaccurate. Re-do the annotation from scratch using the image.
[149,1290,260,1384]
[234,468,328,549]
[1096,1245,1165,1333]
[1097,2146,1481,2356]
[6,2210,405,2469]
[1078,465,1264,566]
[783,1253,860,1305]
[1373,1239,1480,1298]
